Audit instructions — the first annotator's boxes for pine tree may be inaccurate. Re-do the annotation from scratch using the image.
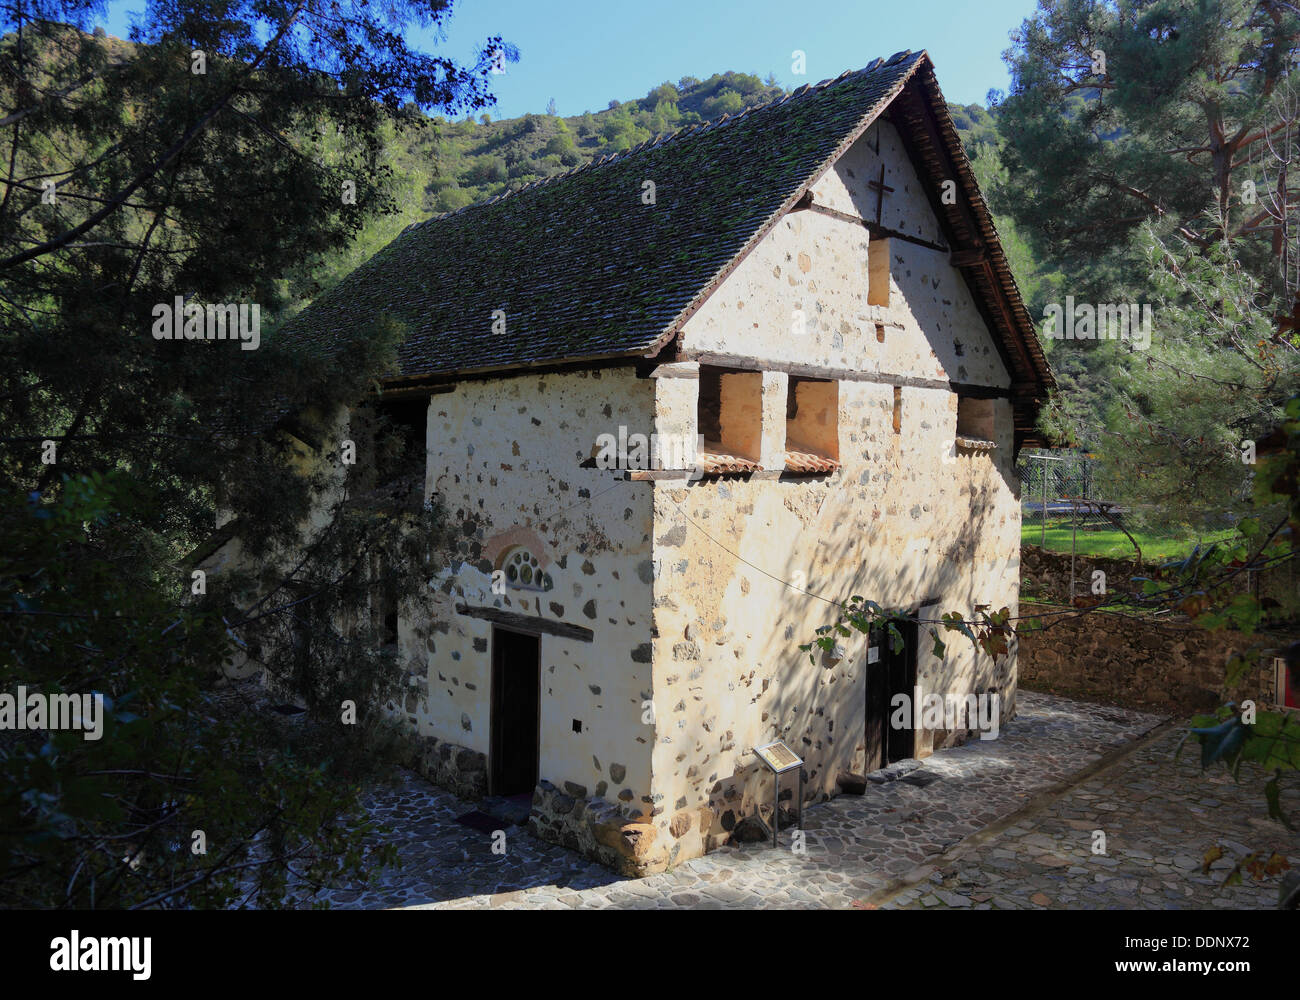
[0,0,506,909]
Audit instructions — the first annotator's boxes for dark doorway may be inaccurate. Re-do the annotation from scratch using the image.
[864,616,918,771]
[490,627,540,796]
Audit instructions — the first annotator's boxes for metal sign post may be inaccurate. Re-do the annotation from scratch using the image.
[750,740,804,848]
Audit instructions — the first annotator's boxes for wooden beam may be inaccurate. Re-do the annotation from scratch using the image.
[380,355,644,391]
[625,469,694,480]
[978,257,1035,381]
[798,200,951,253]
[890,90,985,250]
[893,79,1042,388]
[689,352,1016,397]
[379,384,456,399]
[950,381,1013,399]
[949,249,988,268]
[454,604,594,642]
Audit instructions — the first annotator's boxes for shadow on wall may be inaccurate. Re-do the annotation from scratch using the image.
[661,405,1022,852]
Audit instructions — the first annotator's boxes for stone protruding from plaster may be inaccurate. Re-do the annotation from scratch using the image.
[529,780,677,876]
[410,734,488,801]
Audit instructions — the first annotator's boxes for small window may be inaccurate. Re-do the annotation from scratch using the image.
[892,386,902,434]
[868,238,891,307]
[785,377,839,472]
[374,395,430,465]
[697,366,762,469]
[956,396,996,449]
[497,545,554,592]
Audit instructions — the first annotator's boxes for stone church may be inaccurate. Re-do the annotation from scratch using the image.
[275,49,1054,875]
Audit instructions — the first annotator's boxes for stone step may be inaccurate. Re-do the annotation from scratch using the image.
[865,758,924,784]
[479,794,533,827]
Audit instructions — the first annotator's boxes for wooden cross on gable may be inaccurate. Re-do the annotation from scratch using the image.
[866,164,894,225]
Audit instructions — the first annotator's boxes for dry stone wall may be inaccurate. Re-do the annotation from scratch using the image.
[1018,600,1290,713]
[1021,543,1300,621]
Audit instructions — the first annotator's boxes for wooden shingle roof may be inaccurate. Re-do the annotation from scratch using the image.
[284,50,1052,443]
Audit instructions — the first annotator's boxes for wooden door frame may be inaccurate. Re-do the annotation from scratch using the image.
[488,624,542,796]
[885,616,919,764]
[865,605,926,769]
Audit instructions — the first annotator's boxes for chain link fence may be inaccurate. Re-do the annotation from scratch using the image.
[1016,450,1118,537]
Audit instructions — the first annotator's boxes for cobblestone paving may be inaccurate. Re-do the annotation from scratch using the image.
[302,692,1173,909]
[878,726,1300,911]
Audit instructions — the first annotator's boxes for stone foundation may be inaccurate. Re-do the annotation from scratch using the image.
[409,735,488,800]
[529,779,719,876]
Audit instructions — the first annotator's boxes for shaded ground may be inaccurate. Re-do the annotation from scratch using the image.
[293,692,1203,909]
[876,726,1300,910]
[286,692,1298,910]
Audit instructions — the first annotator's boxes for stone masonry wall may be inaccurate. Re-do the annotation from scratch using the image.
[527,779,709,876]
[407,368,658,843]
[1021,543,1300,620]
[409,734,488,801]
[1018,600,1291,713]
[645,118,1024,869]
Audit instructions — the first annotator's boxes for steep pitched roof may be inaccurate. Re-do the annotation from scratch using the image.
[285,50,1053,444]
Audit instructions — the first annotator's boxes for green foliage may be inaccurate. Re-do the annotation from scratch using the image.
[988,0,1300,453]
[799,599,1014,666]
[1164,391,1299,825]
[0,1,497,908]
[0,473,403,907]
[994,0,1296,301]
[1084,229,1298,534]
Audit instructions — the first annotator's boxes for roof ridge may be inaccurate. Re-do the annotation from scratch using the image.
[286,46,1052,430]
[400,55,921,235]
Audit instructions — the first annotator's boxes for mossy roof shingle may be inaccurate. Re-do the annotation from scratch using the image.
[284,49,1053,440]
[286,52,932,375]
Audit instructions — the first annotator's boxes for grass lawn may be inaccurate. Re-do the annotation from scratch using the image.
[1021,517,1237,562]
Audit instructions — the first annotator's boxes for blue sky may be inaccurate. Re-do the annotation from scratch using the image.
[96,0,1039,116]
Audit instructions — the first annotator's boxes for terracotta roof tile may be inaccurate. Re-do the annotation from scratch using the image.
[697,447,761,474]
[783,446,840,474]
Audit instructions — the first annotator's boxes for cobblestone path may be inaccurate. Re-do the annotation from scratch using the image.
[876,726,1300,910]
[297,692,1269,910]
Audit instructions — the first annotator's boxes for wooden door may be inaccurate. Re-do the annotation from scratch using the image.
[490,627,540,796]
[865,616,919,770]
[884,618,918,763]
